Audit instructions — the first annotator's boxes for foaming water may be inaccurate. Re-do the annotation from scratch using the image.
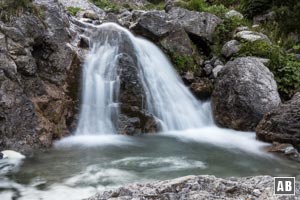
[164,128,269,156]
[55,135,137,148]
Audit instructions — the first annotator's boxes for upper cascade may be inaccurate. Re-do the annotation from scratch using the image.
[75,23,213,135]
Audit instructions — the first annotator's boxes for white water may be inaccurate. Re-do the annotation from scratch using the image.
[68,22,271,154]
[75,22,214,135]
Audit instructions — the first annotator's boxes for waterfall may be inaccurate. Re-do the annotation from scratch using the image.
[75,23,213,135]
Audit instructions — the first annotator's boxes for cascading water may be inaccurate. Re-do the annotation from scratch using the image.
[75,38,120,135]
[4,23,298,200]
[75,22,213,135]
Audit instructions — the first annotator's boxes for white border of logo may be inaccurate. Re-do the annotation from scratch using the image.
[274,177,295,195]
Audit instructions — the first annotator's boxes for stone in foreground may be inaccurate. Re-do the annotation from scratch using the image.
[87,175,300,200]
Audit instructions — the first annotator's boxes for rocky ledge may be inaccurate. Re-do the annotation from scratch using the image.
[87,175,300,200]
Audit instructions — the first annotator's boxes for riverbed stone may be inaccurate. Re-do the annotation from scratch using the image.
[87,175,300,200]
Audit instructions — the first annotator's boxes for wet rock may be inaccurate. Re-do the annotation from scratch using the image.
[88,175,300,200]
[78,35,90,48]
[96,28,159,135]
[182,71,195,84]
[190,79,213,100]
[257,92,300,146]
[267,142,300,162]
[131,9,204,73]
[212,57,281,131]
[221,40,241,58]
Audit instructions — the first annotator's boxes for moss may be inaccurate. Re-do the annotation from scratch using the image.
[67,7,82,16]
[89,0,121,12]
[143,2,165,10]
[171,53,196,73]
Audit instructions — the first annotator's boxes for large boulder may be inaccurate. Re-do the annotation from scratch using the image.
[168,7,222,43]
[131,11,173,41]
[211,57,281,131]
[256,93,300,146]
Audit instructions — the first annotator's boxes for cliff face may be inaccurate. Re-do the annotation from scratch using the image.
[0,0,84,154]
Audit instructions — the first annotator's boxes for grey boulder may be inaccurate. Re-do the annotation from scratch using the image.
[212,57,281,131]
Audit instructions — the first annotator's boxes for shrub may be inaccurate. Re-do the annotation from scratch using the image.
[241,0,272,19]
[0,0,36,21]
[171,53,196,73]
[238,40,300,99]
[183,0,229,17]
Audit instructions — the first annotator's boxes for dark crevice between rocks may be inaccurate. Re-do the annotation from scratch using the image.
[187,33,211,57]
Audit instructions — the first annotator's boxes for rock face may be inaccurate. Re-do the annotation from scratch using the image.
[257,92,300,146]
[212,57,281,131]
[168,7,222,43]
[87,175,300,200]
[0,0,83,154]
[131,7,221,73]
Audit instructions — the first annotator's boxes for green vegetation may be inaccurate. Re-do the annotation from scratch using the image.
[241,0,300,36]
[238,40,300,99]
[0,0,39,21]
[179,0,300,99]
[171,53,196,73]
[67,7,82,16]
[89,0,164,12]
[89,0,121,12]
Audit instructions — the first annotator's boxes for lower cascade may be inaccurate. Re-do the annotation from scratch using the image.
[75,23,213,135]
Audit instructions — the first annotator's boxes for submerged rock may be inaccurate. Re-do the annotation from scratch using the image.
[257,92,300,146]
[212,57,281,131]
[87,175,300,200]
